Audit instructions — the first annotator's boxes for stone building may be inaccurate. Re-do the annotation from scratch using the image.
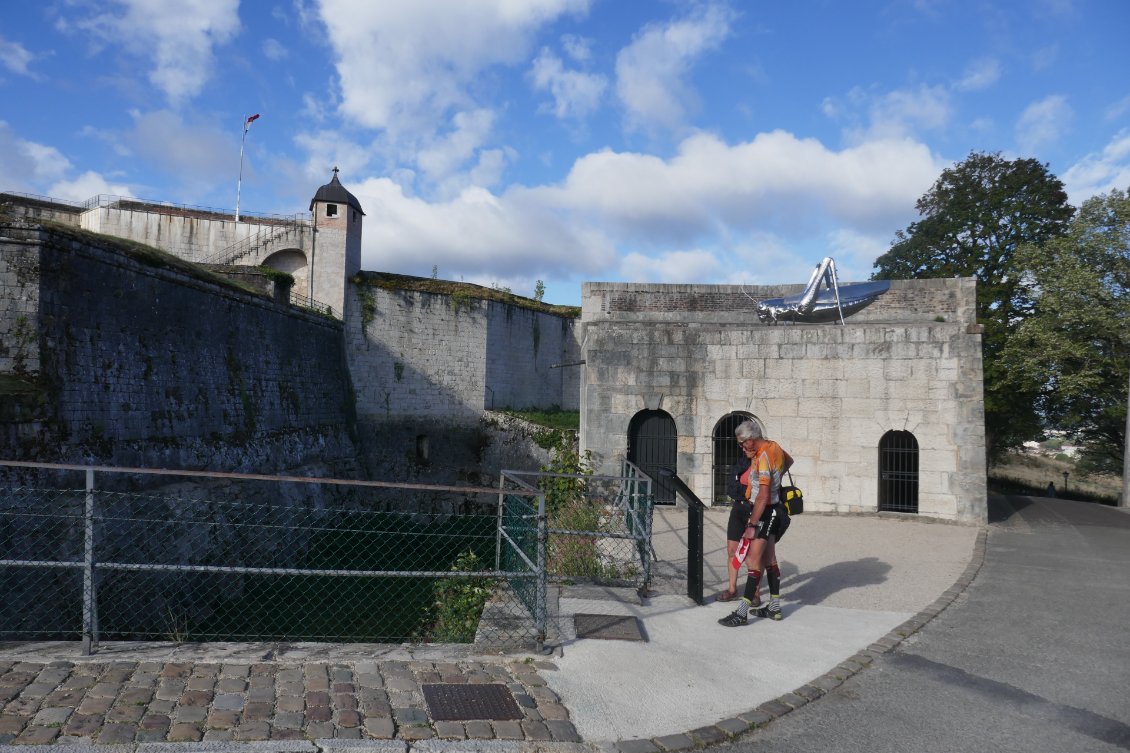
[578,280,987,523]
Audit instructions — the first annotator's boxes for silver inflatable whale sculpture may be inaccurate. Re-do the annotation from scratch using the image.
[756,257,890,324]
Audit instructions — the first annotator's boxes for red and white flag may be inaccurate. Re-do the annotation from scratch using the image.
[245,113,260,128]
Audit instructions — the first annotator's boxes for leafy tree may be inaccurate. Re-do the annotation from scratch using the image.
[873,152,1074,457]
[999,188,1130,473]
[534,279,546,302]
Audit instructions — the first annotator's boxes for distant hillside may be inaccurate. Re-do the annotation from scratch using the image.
[989,450,1120,504]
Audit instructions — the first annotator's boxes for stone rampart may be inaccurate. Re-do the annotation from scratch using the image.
[0,222,358,478]
[345,279,580,422]
[80,202,306,265]
[0,193,83,227]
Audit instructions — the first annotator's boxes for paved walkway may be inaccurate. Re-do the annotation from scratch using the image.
[0,657,578,746]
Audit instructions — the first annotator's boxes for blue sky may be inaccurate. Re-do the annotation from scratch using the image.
[2,0,1128,306]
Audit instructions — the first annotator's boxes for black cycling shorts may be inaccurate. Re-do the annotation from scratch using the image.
[765,503,789,542]
[730,502,788,542]
[727,501,753,541]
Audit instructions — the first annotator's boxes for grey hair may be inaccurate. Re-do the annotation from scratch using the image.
[734,420,762,442]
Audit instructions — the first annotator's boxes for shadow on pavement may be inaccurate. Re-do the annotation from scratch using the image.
[780,556,892,607]
[988,492,1033,524]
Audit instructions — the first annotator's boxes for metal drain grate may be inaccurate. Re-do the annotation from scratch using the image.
[422,683,523,721]
[574,613,646,641]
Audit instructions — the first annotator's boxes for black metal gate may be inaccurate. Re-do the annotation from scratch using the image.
[627,410,677,505]
[712,413,757,504]
[879,430,919,513]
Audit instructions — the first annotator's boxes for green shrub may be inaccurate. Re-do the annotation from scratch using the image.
[422,550,493,643]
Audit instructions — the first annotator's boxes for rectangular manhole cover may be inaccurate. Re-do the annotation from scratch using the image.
[574,613,646,641]
[422,683,523,721]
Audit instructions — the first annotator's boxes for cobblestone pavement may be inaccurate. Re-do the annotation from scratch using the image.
[0,659,579,746]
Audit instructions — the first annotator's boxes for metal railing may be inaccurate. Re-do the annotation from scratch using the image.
[200,217,307,266]
[0,461,546,653]
[0,460,655,654]
[0,191,84,208]
[80,194,303,224]
[504,460,655,590]
[289,290,338,319]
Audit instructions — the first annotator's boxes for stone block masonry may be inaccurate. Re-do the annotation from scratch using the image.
[345,278,580,423]
[0,237,40,377]
[0,223,358,477]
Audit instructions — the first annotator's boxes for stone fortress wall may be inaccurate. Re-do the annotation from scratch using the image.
[345,279,580,421]
[0,219,359,478]
[580,277,987,523]
[0,196,577,488]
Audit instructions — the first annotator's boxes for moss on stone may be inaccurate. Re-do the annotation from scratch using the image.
[351,271,581,318]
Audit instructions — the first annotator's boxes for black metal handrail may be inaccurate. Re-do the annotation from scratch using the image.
[658,466,705,605]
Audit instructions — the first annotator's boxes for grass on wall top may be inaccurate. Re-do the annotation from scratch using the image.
[353,271,581,318]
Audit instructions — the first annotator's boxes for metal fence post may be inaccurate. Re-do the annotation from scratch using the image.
[81,469,96,655]
[536,491,547,649]
[495,479,505,572]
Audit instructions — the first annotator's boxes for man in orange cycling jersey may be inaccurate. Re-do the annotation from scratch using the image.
[719,420,792,625]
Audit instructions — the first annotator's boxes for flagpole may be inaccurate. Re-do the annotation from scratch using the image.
[235,113,259,222]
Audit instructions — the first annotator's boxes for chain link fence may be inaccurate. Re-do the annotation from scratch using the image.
[0,461,654,654]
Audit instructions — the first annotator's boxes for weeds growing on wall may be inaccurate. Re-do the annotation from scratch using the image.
[355,283,377,330]
[537,433,621,580]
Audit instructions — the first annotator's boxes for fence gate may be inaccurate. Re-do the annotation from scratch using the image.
[627,410,676,505]
[879,430,919,513]
[712,413,757,504]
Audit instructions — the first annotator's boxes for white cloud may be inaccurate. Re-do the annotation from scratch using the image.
[69,0,240,105]
[351,176,616,279]
[125,110,243,194]
[824,228,890,280]
[49,171,132,202]
[614,2,735,132]
[619,248,722,283]
[1105,94,1130,123]
[0,35,35,76]
[955,58,1000,91]
[829,84,952,143]
[0,121,130,200]
[1030,43,1059,71]
[318,0,590,133]
[261,38,288,61]
[345,127,941,292]
[1016,94,1072,152]
[0,121,71,192]
[530,47,607,120]
[548,131,942,242]
[561,34,594,63]
[416,109,498,188]
[1062,129,1130,204]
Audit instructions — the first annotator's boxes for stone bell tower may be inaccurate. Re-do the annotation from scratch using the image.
[308,167,364,319]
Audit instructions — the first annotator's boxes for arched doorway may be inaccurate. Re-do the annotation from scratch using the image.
[879,430,919,513]
[627,410,677,505]
[262,248,309,300]
[712,412,759,504]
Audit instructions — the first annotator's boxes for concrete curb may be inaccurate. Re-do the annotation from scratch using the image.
[0,742,600,753]
[595,526,990,752]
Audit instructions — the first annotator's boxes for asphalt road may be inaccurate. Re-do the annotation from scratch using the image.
[708,495,1130,753]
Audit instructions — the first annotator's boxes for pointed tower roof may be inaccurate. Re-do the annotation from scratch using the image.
[310,167,365,215]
